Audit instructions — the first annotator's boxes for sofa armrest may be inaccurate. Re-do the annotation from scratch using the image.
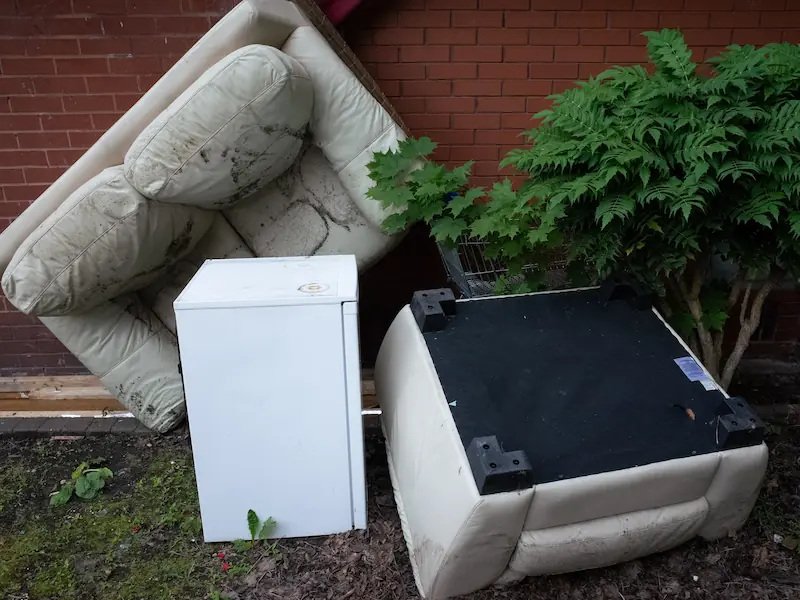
[282,26,406,231]
[376,306,532,599]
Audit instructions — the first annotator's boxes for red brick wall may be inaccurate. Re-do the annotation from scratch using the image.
[0,0,797,374]
[0,0,238,375]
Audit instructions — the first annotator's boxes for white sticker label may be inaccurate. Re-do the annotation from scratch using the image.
[674,357,718,392]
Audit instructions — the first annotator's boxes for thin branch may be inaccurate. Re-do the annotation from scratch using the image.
[712,329,724,364]
[721,270,785,389]
[688,330,701,357]
[657,297,673,318]
[727,271,745,311]
[739,281,752,327]
[713,272,744,364]
[675,272,718,376]
[689,254,709,301]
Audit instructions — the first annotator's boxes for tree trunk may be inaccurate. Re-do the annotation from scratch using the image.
[719,271,784,389]
[671,259,720,378]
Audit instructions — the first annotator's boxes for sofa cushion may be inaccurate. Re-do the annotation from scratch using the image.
[224,144,392,269]
[139,214,255,335]
[124,44,314,209]
[2,166,214,317]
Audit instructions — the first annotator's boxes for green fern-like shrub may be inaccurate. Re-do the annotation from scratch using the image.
[367,29,800,388]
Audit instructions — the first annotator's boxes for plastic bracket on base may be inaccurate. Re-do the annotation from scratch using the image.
[599,274,655,311]
[466,435,534,495]
[410,288,457,333]
[715,396,765,450]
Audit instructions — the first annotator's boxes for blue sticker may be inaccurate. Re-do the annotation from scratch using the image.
[674,356,705,382]
[674,356,718,391]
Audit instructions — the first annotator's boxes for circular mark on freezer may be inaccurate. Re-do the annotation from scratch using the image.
[298,282,330,294]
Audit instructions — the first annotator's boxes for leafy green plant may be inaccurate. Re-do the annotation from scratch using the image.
[233,510,279,563]
[245,509,276,542]
[50,462,113,507]
[369,30,800,389]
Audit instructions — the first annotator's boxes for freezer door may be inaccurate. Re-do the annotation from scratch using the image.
[176,302,354,541]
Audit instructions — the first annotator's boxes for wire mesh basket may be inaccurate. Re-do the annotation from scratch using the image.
[437,237,569,298]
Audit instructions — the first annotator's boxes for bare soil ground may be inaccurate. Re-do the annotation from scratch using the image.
[0,423,798,600]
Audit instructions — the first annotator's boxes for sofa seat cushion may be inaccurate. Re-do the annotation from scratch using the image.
[2,166,214,317]
[124,44,314,209]
[224,144,392,269]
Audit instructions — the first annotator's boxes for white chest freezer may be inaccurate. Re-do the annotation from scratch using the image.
[174,255,366,542]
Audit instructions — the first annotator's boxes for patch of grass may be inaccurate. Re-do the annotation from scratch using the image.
[753,493,800,541]
[0,462,28,515]
[29,557,77,598]
[0,443,272,600]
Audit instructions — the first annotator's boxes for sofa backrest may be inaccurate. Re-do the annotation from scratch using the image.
[0,0,306,271]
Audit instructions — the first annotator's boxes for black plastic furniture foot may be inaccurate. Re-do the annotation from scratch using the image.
[410,288,457,333]
[715,396,765,449]
[466,435,534,495]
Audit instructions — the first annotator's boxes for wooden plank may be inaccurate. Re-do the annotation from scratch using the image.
[0,375,101,393]
[0,410,131,418]
[0,397,126,413]
[0,372,380,415]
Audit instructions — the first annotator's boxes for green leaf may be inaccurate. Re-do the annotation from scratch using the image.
[448,187,483,217]
[465,187,485,204]
[638,166,651,189]
[789,212,800,238]
[702,310,728,332]
[717,160,760,182]
[75,472,105,500]
[643,29,696,83]
[181,516,203,535]
[487,179,517,204]
[409,162,445,186]
[233,539,253,553]
[470,215,498,239]
[431,217,468,243]
[669,311,697,341]
[49,482,74,507]
[646,219,663,233]
[399,136,436,159]
[247,509,260,541]
[381,212,409,234]
[445,162,474,188]
[258,517,277,540]
[368,185,414,208]
[367,151,411,182]
[72,462,89,480]
[595,196,635,228]
[416,181,447,199]
[527,222,555,245]
[95,467,113,480]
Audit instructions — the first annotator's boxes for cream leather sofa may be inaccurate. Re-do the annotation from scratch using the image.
[375,292,768,599]
[0,0,406,432]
